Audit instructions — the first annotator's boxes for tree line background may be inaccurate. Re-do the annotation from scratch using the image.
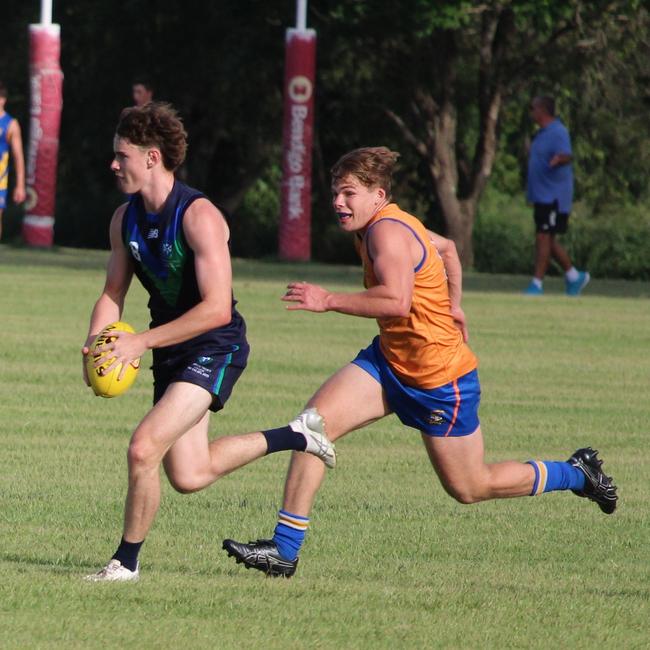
[2,1,649,278]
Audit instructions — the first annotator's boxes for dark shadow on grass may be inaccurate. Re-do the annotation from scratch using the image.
[1,551,238,580]
[1,551,92,572]
[464,273,650,299]
[0,243,109,272]
[2,245,648,298]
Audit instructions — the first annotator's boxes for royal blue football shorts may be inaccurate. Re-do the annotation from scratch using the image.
[352,337,481,436]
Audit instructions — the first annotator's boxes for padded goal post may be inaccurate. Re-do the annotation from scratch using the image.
[22,19,63,247]
[278,5,316,262]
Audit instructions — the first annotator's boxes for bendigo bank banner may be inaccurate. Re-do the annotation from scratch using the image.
[278,28,316,262]
[23,24,63,247]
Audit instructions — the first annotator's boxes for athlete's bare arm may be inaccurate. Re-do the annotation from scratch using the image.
[95,199,234,373]
[7,119,25,203]
[283,220,419,318]
[142,198,234,346]
[82,204,134,384]
[426,229,468,341]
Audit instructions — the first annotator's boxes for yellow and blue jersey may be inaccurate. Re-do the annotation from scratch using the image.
[0,112,14,205]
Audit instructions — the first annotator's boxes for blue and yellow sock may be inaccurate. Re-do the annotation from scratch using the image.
[527,460,586,496]
[272,510,309,561]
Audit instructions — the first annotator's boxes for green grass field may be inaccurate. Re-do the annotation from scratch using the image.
[1,246,648,649]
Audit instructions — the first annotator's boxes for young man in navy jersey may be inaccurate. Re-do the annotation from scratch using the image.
[82,102,335,581]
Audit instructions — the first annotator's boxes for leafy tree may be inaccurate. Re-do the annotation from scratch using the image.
[310,0,645,266]
[2,0,648,273]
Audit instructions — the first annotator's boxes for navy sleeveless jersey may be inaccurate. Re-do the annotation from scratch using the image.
[121,180,247,361]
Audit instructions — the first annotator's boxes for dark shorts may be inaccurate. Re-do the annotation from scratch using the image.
[533,202,569,234]
[152,342,249,413]
[352,337,481,437]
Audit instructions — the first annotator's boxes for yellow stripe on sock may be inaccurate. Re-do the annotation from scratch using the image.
[535,461,548,495]
[278,514,309,530]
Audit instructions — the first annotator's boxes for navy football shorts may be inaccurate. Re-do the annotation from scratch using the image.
[152,342,249,413]
[352,337,481,436]
[533,202,569,234]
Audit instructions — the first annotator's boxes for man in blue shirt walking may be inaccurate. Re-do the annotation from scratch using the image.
[524,96,589,296]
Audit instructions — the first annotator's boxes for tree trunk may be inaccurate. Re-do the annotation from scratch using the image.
[429,157,477,268]
[443,200,477,269]
[386,11,513,269]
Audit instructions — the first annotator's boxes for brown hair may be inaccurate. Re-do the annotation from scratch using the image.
[532,96,555,117]
[331,146,400,198]
[0,81,7,98]
[132,76,154,93]
[116,102,187,171]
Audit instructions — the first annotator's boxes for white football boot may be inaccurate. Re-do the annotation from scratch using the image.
[289,407,336,469]
[84,559,140,582]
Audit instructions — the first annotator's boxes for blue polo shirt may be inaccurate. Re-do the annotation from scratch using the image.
[526,118,573,213]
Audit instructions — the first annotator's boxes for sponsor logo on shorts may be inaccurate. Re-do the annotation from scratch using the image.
[427,410,446,426]
[189,363,210,378]
[188,356,214,378]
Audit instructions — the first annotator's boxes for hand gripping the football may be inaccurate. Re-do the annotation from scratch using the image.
[93,328,146,381]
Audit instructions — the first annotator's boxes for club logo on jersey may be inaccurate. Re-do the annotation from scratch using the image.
[147,228,159,239]
[427,410,446,426]
[197,356,213,365]
[129,241,142,261]
[162,242,172,257]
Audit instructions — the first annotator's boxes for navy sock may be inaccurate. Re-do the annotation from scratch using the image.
[527,460,586,496]
[272,510,309,561]
[112,537,144,571]
[262,425,307,455]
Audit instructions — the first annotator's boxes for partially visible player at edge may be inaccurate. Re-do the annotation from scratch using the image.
[82,102,335,582]
[0,81,26,241]
[223,146,618,578]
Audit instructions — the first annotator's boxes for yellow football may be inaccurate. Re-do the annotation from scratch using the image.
[87,321,140,398]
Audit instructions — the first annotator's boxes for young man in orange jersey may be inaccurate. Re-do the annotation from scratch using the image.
[223,146,617,578]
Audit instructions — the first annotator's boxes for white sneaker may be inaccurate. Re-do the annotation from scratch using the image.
[289,407,336,469]
[84,559,140,582]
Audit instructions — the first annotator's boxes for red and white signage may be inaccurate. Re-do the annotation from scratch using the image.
[23,23,63,247]
[278,27,316,262]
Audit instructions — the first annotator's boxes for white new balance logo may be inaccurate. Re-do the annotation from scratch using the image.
[147,228,159,239]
